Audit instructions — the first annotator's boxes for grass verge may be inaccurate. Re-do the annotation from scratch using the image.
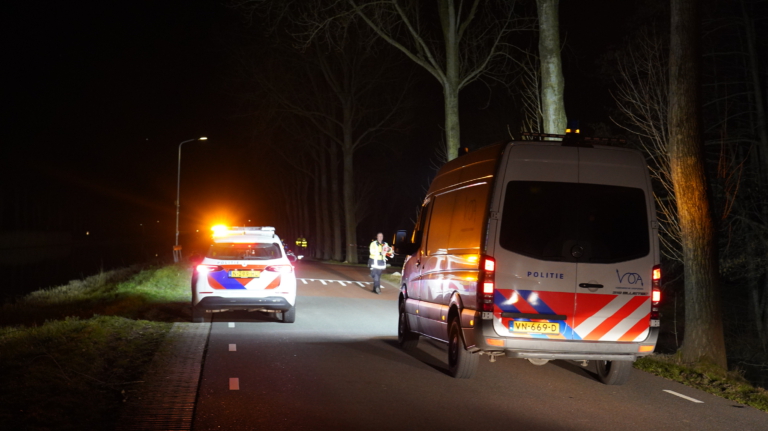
[0,264,192,430]
[635,355,768,412]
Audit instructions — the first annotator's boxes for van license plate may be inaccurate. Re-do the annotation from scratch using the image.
[511,321,560,334]
[229,270,260,278]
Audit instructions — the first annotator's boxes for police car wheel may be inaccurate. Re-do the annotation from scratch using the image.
[595,360,632,385]
[282,305,296,323]
[448,318,478,379]
[398,302,419,351]
[192,306,205,323]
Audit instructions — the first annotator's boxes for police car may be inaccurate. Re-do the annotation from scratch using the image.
[191,226,297,323]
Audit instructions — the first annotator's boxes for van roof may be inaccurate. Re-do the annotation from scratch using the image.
[428,141,642,197]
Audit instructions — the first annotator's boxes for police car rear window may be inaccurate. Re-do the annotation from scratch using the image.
[499,181,649,263]
[207,243,283,260]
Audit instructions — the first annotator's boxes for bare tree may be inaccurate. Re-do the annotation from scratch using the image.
[611,28,682,263]
[669,0,727,368]
[341,0,533,161]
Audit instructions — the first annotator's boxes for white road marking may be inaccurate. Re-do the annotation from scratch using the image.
[229,344,236,352]
[229,378,240,390]
[663,390,703,403]
[297,278,371,285]
[228,322,235,328]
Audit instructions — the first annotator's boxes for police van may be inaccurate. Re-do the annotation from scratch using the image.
[192,226,297,323]
[397,133,661,385]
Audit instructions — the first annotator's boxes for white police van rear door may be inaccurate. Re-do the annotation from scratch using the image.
[492,144,581,340]
[570,148,654,343]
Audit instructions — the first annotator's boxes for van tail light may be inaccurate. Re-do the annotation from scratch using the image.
[477,256,496,312]
[650,264,661,320]
[265,265,294,273]
[196,264,223,274]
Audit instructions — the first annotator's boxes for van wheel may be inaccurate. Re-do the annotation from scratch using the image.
[595,360,632,385]
[192,306,205,323]
[282,305,296,323]
[528,358,549,366]
[448,318,478,379]
[398,302,419,351]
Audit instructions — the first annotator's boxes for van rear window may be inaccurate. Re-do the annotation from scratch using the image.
[207,243,282,260]
[499,181,649,263]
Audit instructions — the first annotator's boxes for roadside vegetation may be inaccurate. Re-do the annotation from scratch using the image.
[635,355,768,412]
[0,264,191,430]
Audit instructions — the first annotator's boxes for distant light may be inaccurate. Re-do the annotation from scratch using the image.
[199,136,208,141]
[196,229,199,233]
[157,220,160,223]
[86,231,90,236]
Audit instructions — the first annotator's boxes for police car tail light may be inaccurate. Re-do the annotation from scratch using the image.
[651,264,661,320]
[478,256,496,312]
[197,264,223,274]
[265,265,293,273]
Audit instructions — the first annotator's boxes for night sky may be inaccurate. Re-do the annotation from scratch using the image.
[3,0,639,241]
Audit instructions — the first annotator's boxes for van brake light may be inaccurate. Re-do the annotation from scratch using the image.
[478,256,496,312]
[651,264,661,321]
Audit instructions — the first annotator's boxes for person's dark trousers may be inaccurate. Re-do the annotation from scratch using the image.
[370,268,383,293]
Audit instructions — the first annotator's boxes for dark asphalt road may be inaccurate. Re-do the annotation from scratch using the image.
[192,261,767,431]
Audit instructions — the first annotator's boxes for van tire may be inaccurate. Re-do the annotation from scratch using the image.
[282,305,296,323]
[398,302,419,351]
[448,318,478,379]
[595,360,632,385]
[192,306,205,323]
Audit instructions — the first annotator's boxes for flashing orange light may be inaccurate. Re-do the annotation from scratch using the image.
[638,345,655,353]
[652,267,661,281]
[565,128,571,133]
[467,254,479,263]
[211,224,228,237]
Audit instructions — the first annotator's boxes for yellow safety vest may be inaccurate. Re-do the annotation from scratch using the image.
[369,241,389,269]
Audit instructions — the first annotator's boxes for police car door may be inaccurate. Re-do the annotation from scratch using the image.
[570,148,654,343]
[493,144,581,340]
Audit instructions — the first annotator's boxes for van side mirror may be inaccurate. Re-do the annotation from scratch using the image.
[396,242,419,255]
[287,254,297,262]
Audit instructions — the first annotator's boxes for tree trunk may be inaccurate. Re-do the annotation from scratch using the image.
[439,0,461,162]
[319,148,333,260]
[536,0,567,135]
[329,143,343,261]
[342,133,358,263]
[669,0,727,368]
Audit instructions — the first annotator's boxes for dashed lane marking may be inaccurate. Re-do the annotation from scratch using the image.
[663,390,703,403]
[228,322,235,328]
[229,378,239,390]
[229,344,236,352]
[298,278,371,285]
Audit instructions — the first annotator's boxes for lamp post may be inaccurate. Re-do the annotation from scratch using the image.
[174,136,208,262]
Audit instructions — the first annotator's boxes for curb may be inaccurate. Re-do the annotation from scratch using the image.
[116,322,210,431]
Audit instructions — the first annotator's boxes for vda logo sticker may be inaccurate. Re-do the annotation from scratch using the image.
[616,270,643,286]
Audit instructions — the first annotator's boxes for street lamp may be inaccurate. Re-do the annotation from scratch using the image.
[174,136,208,263]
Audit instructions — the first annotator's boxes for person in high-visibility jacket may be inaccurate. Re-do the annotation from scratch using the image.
[368,232,393,294]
